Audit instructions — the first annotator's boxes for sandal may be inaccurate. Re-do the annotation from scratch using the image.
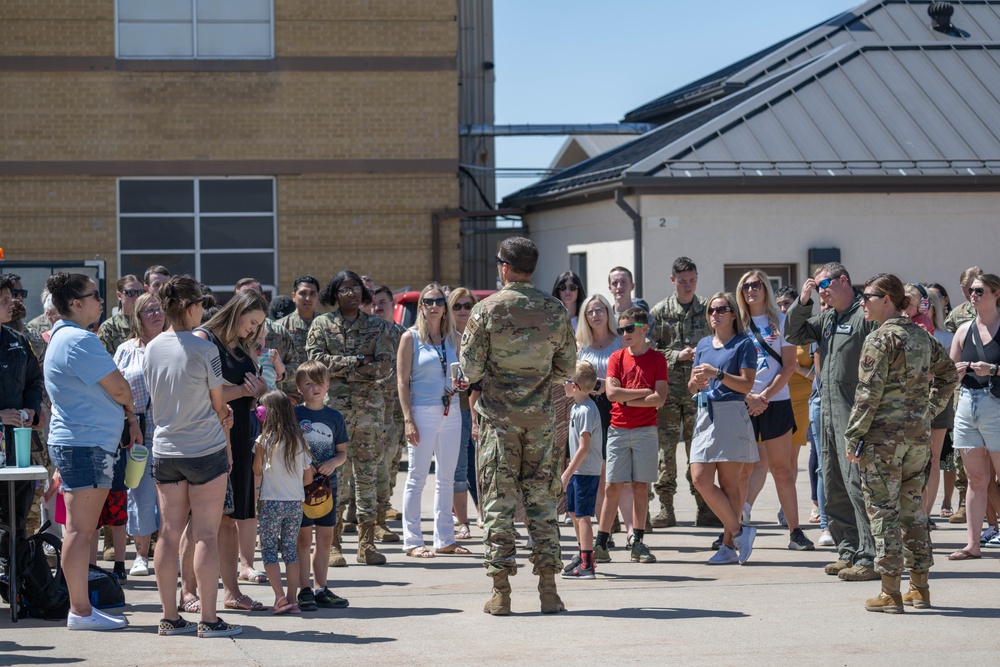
[238,569,268,583]
[272,596,295,615]
[406,546,436,559]
[947,549,982,561]
[225,593,266,611]
[177,595,201,614]
[436,543,471,555]
[455,523,472,540]
[939,506,954,518]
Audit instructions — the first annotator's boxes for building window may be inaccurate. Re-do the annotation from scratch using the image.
[116,0,274,59]
[723,264,797,294]
[118,178,277,299]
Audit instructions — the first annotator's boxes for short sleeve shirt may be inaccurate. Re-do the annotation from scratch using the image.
[693,333,757,402]
[294,405,349,465]
[258,438,311,502]
[746,313,792,399]
[569,399,603,476]
[607,347,668,429]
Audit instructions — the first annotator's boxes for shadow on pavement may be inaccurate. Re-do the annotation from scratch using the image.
[337,606,462,620]
[240,629,394,644]
[914,606,1000,619]
[0,641,84,666]
[562,607,749,620]
[597,573,714,583]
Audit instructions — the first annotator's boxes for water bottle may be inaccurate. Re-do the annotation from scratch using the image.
[0,428,6,468]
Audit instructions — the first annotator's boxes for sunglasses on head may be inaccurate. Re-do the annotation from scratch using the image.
[121,288,145,298]
[708,306,733,315]
[970,287,986,296]
[558,282,578,292]
[816,275,841,291]
[452,302,473,311]
[11,289,28,300]
[422,297,447,307]
[741,280,763,292]
[616,323,646,335]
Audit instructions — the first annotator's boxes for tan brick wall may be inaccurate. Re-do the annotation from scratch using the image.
[0,1,114,56]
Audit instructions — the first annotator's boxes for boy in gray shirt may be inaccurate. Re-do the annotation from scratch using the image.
[561,360,603,579]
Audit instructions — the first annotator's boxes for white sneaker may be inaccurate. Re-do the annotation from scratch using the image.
[733,525,757,564]
[741,502,752,526]
[707,545,739,565]
[818,531,835,547]
[130,555,150,576]
[986,533,1000,548]
[777,508,787,527]
[980,525,999,544]
[67,610,127,631]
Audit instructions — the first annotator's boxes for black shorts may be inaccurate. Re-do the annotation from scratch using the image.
[152,448,229,486]
[931,395,955,430]
[751,399,796,442]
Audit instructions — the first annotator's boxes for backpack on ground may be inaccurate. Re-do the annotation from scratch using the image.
[88,564,125,609]
[0,521,71,620]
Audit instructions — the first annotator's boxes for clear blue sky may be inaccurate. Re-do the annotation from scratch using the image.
[493,0,862,202]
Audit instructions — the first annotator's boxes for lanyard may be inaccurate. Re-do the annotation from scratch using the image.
[435,335,452,416]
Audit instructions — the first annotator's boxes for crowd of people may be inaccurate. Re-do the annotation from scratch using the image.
[0,240,996,629]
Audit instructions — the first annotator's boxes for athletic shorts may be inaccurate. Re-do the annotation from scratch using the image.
[751,399,796,442]
[606,426,657,484]
[566,474,600,517]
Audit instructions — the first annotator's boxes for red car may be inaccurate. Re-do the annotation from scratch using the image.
[393,290,495,328]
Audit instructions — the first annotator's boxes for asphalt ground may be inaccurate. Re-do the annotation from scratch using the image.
[1,451,997,666]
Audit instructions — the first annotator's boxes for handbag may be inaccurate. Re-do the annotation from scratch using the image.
[968,323,1000,399]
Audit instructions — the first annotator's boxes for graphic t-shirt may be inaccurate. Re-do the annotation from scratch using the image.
[294,405,349,466]
[607,347,668,429]
[746,313,791,400]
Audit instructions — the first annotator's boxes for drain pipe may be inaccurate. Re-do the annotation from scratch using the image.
[613,190,643,299]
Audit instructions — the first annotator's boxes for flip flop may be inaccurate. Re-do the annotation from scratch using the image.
[225,593,266,611]
[177,595,200,613]
[939,507,954,518]
[948,549,982,561]
[436,543,471,555]
[406,546,436,559]
[455,523,472,540]
[238,569,268,583]
[272,596,295,615]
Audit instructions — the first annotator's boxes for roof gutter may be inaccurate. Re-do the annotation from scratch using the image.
[613,189,644,299]
[460,123,655,137]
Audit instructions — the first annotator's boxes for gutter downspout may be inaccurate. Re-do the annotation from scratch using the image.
[614,190,643,299]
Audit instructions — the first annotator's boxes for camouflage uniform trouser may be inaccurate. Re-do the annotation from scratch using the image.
[377,403,403,512]
[654,396,706,509]
[859,441,934,575]
[478,418,562,576]
[337,407,386,525]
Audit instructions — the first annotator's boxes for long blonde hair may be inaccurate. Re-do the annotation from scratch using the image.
[258,390,309,474]
[576,294,617,349]
[415,283,458,348]
[202,289,268,361]
[736,269,780,334]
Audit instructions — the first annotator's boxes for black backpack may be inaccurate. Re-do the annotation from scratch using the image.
[0,522,71,620]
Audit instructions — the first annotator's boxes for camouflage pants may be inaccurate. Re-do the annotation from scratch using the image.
[478,418,562,576]
[377,404,403,512]
[859,441,934,575]
[337,407,386,524]
[653,397,705,507]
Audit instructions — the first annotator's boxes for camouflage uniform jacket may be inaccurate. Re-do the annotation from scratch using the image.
[650,294,709,400]
[276,310,314,392]
[844,317,958,450]
[945,300,976,334]
[378,321,405,401]
[305,310,392,414]
[24,313,51,362]
[460,281,577,428]
[97,311,131,355]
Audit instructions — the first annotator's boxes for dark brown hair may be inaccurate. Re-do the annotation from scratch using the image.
[258,390,310,474]
[158,275,203,326]
[46,273,95,317]
[863,273,910,312]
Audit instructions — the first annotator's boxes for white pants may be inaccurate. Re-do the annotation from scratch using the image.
[402,404,462,549]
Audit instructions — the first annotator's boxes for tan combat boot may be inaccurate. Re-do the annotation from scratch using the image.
[839,563,880,581]
[102,526,115,561]
[650,496,676,528]
[483,572,511,616]
[356,522,386,565]
[902,570,931,608]
[329,521,347,568]
[824,559,852,575]
[374,509,400,543]
[949,492,967,523]
[385,507,402,521]
[538,569,567,614]
[865,574,904,614]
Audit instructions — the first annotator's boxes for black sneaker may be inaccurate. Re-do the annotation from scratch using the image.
[711,533,724,550]
[197,617,242,638]
[297,588,318,612]
[788,527,815,551]
[314,587,349,609]
[113,569,128,585]
[562,554,582,574]
[159,616,198,636]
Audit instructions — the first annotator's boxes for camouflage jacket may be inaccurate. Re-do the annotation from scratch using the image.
[24,313,51,362]
[97,311,131,355]
[650,294,709,400]
[945,301,976,334]
[460,281,577,428]
[276,310,314,393]
[844,317,958,450]
[380,322,405,418]
[305,310,392,414]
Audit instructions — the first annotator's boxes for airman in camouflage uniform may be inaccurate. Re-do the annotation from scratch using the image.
[24,313,51,362]
[377,321,407,518]
[649,289,717,527]
[945,301,976,334]
[263,318,299,389]
[845,291,958,612]
[97,310,131,356]
[461,237,577,616]
[277,309,314,395]
[306,308,393,564]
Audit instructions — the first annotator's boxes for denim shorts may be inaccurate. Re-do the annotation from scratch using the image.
[152,447,230,486]
[953,386,1000,453]
[48,445,116,492]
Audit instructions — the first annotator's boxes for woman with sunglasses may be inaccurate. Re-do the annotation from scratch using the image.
[948,273,1000,561]
[397,284,470,557]
[552,271,586,332]
[43,273,141,631]
[688,292,758,565]
[844,274,956,612]
[448,287,480,539]
[98,274,146,356]
[737,270,814,551]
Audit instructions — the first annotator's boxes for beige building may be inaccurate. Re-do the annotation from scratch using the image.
[1,0,494,311]
[507,0,1000,305]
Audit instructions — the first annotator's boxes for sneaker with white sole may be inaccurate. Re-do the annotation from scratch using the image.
[733,526,757,564]
[130,555,150,577]
[159,616,198,636]
[67,610,127,631]
[788,527,815,551]
[561,564,596,579]
[986,533,1000,548]
[818,531,835,547]
[741,502,753,526]
[777,508,787,527]
[198,616,242,638]
[707,545,739,565]
[563,554,582,574]
[980,525,999,544]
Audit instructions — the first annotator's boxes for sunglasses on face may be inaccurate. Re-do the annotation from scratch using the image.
[816,276,841,291]
[970,287,986,297]
[141,307,163,316]
[862,292,885,301]
[495,254,510,265]
[586,308,606,317]
[616,323,646,335]
[452,302,473,311]
[77,290,102,301]
[337,285,362,296]
[121,288,145,298]
[11,289,28,300]
[708,306,734,315]
[558,282,579,292]
[421,297,447,307]
[741,280,763,292]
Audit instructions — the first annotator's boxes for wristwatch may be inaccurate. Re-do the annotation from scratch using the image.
[356,354,366,366]
[990,364,998,377]
[715,367,725,380]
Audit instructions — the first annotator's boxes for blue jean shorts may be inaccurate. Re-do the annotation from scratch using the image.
[954,386,1000,453]
[48,445,116,492]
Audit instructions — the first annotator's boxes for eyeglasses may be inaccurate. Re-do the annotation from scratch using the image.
[76,290,102,301]
[564,379,580,390]
[816,276,841,291]
[422,297,447,307]
[337,285,363,296]
[741,280,763,292]
[11,289,28,300]
[970,287,986,297]
[495,254,510,265]
[557,282,578,292]
[616,323,646,335]
[586,308,606,317]
[141,307,163,316]
[862,292,885,301]
[121,288,145,298]
[452,302,474,311]
[708,306,734,315]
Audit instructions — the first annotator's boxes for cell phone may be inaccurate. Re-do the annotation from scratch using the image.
[854,440,864,458]
[450,362,464,381]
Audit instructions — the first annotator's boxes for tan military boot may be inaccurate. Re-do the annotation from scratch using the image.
[102,526,115,561]
[329,522,347,568]
[824,559,852,575]
[650,496,676,528]
[839,564,881,581]
[374,509,400,543]
[902,570,931,608]
[949,496,966,524]
[865,574,904,613]
[537,570,567,614]
[385,506,401,521]
[483,572,511,616]
[356,522,386,565]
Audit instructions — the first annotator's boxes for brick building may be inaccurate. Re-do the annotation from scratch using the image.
[1,0,494,307]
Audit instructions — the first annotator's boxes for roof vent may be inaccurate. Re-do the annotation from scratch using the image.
[928,2,955,32]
